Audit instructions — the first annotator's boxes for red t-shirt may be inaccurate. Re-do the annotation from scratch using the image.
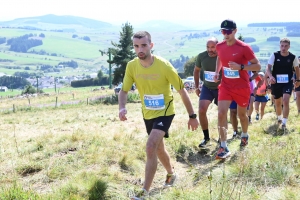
[216,40,256,89]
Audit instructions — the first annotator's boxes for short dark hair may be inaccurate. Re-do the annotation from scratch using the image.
[280,38,290,45]
[133,31,151,43]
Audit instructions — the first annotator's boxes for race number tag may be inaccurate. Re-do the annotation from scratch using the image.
[144,94,165,110]
[276,74,288,83]
[204,71,215,82]
[223,67,240,79]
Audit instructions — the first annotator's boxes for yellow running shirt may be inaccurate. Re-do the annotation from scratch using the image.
[122,56,184,119]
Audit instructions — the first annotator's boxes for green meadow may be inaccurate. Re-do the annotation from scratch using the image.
[0,89,299,199]
[1,24,300,78]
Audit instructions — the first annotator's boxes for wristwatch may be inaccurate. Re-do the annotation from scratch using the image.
[240,64,244,70]
[189,114,197,119]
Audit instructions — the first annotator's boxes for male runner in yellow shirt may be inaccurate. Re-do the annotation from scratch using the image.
[118,31,199,199]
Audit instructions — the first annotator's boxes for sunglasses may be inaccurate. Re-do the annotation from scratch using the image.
[221,29,234,35]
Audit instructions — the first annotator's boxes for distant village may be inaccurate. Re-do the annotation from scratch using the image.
[0,69,100,92]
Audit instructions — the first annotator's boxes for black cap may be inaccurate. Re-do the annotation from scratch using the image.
[220,19,236,30]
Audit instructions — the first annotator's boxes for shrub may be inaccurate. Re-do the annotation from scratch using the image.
[22,85,36,94]
[244,37,256,43]
[0,183,40,199]
[267,36,280,42]
[88,179,108,200]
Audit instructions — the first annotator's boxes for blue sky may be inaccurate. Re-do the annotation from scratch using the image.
[1,0,299,28]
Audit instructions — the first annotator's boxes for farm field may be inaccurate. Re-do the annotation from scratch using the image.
[2,25,300,77]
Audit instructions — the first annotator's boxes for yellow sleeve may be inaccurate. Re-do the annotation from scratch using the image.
[122,63,134,92]
[165,63,184,91]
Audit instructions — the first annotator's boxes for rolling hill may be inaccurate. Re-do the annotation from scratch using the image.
[1,15,300,78]
[0,14,113,29]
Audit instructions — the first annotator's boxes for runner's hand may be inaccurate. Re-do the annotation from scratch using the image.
[269,76,276,84]
[119,108,127,121]
[213,74,220,83]
[228,61,241,70]
[294,81,300,88]
[188,118,199,131]
[195,88,200,97]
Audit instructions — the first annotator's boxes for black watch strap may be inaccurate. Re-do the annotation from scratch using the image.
[189,114,197,119]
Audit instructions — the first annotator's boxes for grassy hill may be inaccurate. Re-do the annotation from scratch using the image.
[0,14,112,29]
[0,89,299,199]
[1,16,300,77]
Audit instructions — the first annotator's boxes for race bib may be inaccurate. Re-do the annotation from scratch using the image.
[223,67,240,79]
[204,71,215,82]
[144,94,165,110]
[276,74,288,83]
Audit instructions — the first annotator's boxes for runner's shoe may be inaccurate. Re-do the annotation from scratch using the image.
[255,113,259,120]
[248,116,252,124]
[277,119,282,124]
[215,146,231,159]
[130,188,148,200]
[232,131,237,138]
[282,123,286,130]
[199,138,210,148]
[240,136,249,147]
[164,173,177,187]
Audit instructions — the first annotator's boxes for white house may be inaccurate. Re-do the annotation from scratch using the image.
[0,86,8,92]
[90,73,98,78]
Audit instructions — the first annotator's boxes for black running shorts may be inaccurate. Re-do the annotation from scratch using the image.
[143,114,175,138]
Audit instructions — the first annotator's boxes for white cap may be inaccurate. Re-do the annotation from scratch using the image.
[258,72,264,76]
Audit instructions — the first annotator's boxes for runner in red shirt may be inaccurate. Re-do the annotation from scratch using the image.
[214,19,261,159]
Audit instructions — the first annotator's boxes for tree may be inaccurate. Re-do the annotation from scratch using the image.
[83,36,91,41]
[22,85,36,94]
[251,45,260,53]
[97,70,104,80]
[110,22,135,85]
[184,57,196,76]
[0,37,6,44]
[238,34,245,42]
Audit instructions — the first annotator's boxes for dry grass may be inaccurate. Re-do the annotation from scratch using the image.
[0,89,299,199]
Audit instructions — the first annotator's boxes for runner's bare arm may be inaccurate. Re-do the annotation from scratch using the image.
[214,57,222,82]
[228,58,261,71]
[266,64,276,84]
[118,90,128,121]
[193,66,201,96]
[294,65,300,88]
[250,71,258,81]
[193,66,201,89]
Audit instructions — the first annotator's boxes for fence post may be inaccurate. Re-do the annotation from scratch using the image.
[87,98,89,105]
[13,104,16,113]
[55,97,58,108]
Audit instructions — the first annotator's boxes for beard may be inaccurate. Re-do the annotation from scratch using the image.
[138,52,148,60]
[208,51,217,57]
